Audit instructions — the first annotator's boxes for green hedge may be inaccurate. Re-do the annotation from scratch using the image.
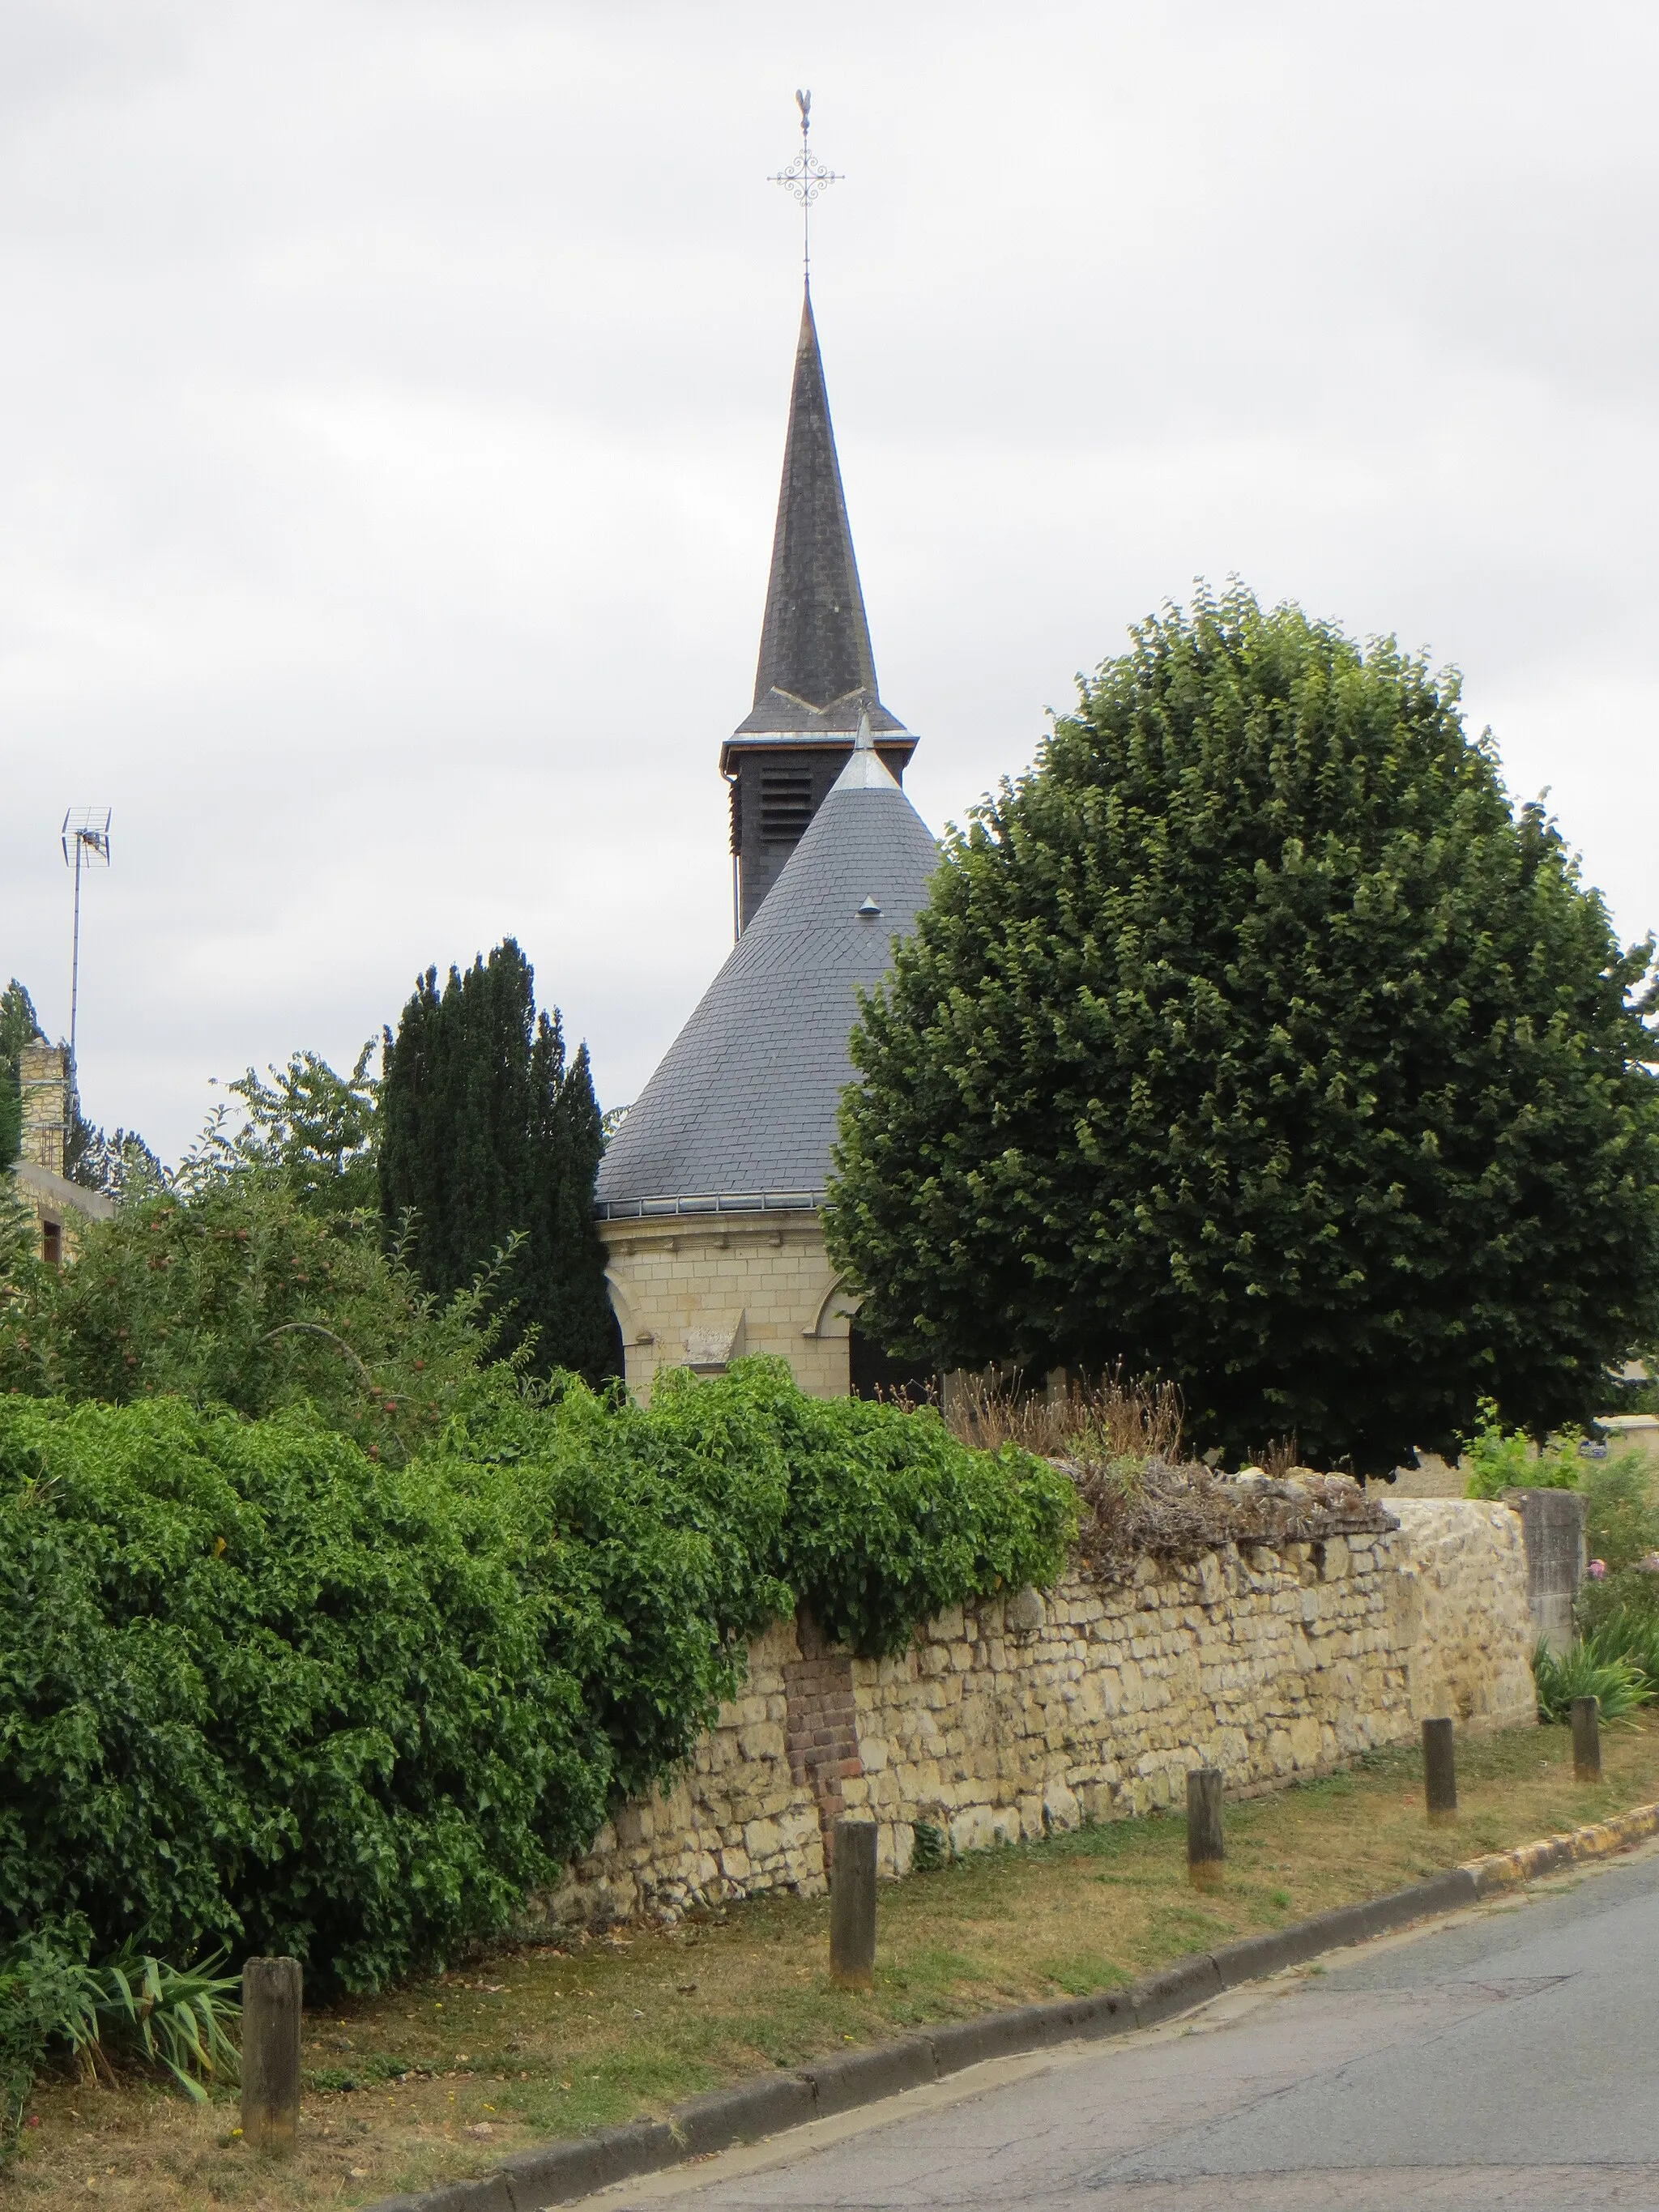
[0,1360,1072,1992]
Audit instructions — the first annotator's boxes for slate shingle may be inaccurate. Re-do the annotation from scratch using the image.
[595,756,938,1211]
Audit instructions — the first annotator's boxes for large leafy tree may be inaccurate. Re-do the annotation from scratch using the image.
[825,586,1659,1472]
[379,940,616,1383]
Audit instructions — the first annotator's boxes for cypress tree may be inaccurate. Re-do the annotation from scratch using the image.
[379,940,616,1383]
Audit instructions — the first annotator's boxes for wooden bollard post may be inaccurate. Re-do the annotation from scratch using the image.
[829,1818,877,1992]
[1572,1694,1602,1782]
[1187,1767,1225,1889]
[241,1956,302,2156]
[1422,1717,1457,1825]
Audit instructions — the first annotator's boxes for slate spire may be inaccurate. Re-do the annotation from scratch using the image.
[731,283,908,740]
[722,279,913,932]
[751,282,879,716]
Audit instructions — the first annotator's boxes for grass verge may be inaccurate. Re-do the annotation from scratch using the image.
[15,1715,1659,2209]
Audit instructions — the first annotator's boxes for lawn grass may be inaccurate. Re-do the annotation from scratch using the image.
[15,1715,1659,2209]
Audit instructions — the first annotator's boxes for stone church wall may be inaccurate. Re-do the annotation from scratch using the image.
[598,1207,852,1404]
[532,1496,1534,1929]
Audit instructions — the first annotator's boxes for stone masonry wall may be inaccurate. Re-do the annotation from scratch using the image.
[534,1498,1533,1930]
[1388,1498,1537,1727]
[598,1210,852,1406]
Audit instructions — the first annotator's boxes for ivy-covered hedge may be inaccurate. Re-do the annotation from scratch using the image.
[0,1360,1072,1992]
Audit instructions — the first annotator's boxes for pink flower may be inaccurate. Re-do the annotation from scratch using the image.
[1589,1558,1607,1579]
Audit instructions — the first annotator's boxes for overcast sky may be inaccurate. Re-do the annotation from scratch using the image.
[2,0,1655,1163]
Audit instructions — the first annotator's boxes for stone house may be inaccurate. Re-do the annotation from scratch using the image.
[8,1042,113,1260]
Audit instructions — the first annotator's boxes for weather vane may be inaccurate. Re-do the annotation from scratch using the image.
[769,89,841,274]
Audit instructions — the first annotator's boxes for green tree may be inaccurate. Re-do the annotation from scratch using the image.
[186,1046,378,1217]
[379,940,616,1383]
[0,1182,35,1285]
[0,1170,508,1459]
[825,585,1659,1473]
[66,1126,168,1205]
[0,984,43,1170]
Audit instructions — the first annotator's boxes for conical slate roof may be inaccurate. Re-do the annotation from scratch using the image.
[731,283,907,742]
[595,736,938,1213]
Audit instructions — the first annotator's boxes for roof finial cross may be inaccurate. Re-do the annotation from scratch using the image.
[769,89,841,276]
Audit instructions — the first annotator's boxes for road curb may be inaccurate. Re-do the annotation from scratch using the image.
[364,1796,1659,2212]
[1463,1798,1659,1893]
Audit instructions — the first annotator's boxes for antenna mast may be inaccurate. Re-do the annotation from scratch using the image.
[61,807,112,1081]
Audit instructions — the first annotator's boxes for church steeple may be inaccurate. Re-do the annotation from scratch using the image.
[748,283,882,722]
[723,282,914,931]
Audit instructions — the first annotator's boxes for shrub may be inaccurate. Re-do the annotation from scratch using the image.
[755,1372,1077,1657]
[0,1921,238,2150]
[1531,1632,1652,1724]
[0,1395,614,1991]
[1580,1451,1659,1571]
[1461,1399,1584,1498]
[0,1360,1073,1993]
[0,1176,502,1465]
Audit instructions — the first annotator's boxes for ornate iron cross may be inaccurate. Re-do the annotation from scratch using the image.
[770,89,841,272]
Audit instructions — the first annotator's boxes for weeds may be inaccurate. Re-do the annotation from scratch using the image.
[0,1926,239,2153]
[1245,1436,1302,1480]
[1462,1398,1585,1498]
[1571,1609,1659,1695]
[1532,1633,1652,1724]
[942,1365,1185,1463]
[910,1822,949,1873]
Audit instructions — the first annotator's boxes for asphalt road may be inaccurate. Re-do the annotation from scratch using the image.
[603,1848,1659,2212]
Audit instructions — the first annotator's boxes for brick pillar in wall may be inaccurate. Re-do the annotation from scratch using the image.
[783,1607,864,1871]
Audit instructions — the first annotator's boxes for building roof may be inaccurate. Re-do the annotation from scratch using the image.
[596,729,938,1214]
[10,1159,116,1221]
[727,282,909,747]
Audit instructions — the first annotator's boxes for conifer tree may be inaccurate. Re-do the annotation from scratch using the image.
[378,940,616,1382]
[0,982,43,1168]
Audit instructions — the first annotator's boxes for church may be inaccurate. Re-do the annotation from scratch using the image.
[595,282,938,1401]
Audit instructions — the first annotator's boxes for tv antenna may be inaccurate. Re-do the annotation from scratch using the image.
[61,807,112,1076]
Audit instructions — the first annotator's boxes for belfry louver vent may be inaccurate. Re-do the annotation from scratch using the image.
[760,768,813,843]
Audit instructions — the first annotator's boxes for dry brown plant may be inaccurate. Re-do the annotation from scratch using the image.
[1067,1455,1394,1586]
[943,1365,1184,1464]
[1247,1434,1302,1479]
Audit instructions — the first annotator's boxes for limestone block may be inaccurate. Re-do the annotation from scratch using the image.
[1288,1714,1321,1767]
[736,1723,784,1762]
[949,1804,997,1856]
[1043,1780,1081,1832]
[1006,1583,1046,1636]
[743,1815,783,1861]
